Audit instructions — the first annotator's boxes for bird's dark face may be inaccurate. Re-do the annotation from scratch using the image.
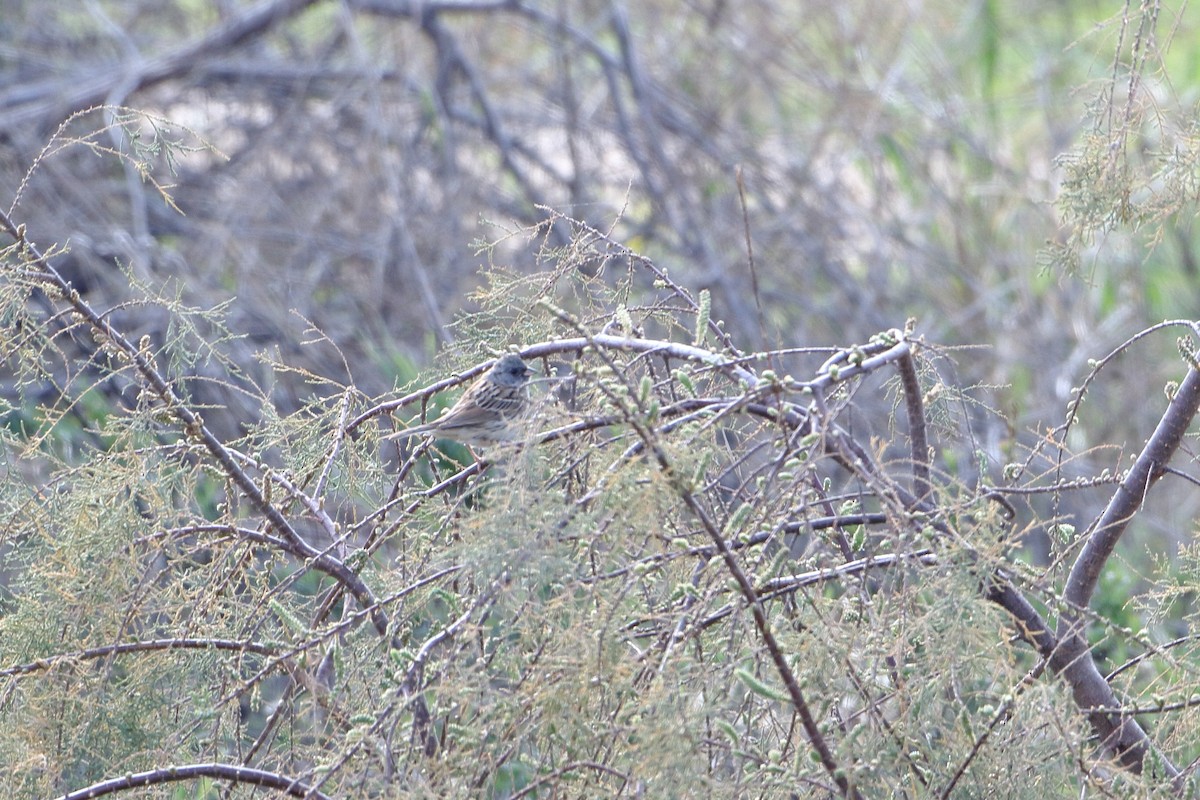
[492,354,532,386]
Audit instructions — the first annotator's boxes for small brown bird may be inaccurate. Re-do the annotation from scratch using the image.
[387,354,533,447]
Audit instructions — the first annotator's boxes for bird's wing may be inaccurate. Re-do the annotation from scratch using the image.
[474,388,525,416]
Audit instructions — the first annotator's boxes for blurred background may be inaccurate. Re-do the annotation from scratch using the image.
[1,1,1198,548]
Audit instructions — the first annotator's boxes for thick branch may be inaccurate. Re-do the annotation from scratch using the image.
[1064,364,1200,608]
[897,347,932,501]
[1045,362,1200,775]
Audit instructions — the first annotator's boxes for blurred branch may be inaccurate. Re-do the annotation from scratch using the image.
[417,8,570,246]
[350,0,517,13]
[0,0,323,135]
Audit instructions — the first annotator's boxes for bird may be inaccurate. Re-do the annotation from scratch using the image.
[387,353,533,447]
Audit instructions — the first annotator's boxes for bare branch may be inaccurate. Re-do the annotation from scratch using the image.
[54,763,331,800]
[0,0,325,133]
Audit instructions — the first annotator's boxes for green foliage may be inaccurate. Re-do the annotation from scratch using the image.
[5,177,1200,796]
[5,3,1200,795]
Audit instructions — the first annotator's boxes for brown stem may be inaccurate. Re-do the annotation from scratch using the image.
[1050,363,1200,775]
[897,347,932,501]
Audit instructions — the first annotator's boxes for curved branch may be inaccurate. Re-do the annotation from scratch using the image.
[347,334,760,431]
[55,763,331,800]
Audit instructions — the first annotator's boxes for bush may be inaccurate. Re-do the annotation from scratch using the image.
[4,131,1200,797]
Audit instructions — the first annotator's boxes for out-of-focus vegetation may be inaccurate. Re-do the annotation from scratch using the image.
[3,0,1200,797]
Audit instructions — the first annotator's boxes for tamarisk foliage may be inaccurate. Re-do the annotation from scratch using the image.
[3,136,1200,799]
